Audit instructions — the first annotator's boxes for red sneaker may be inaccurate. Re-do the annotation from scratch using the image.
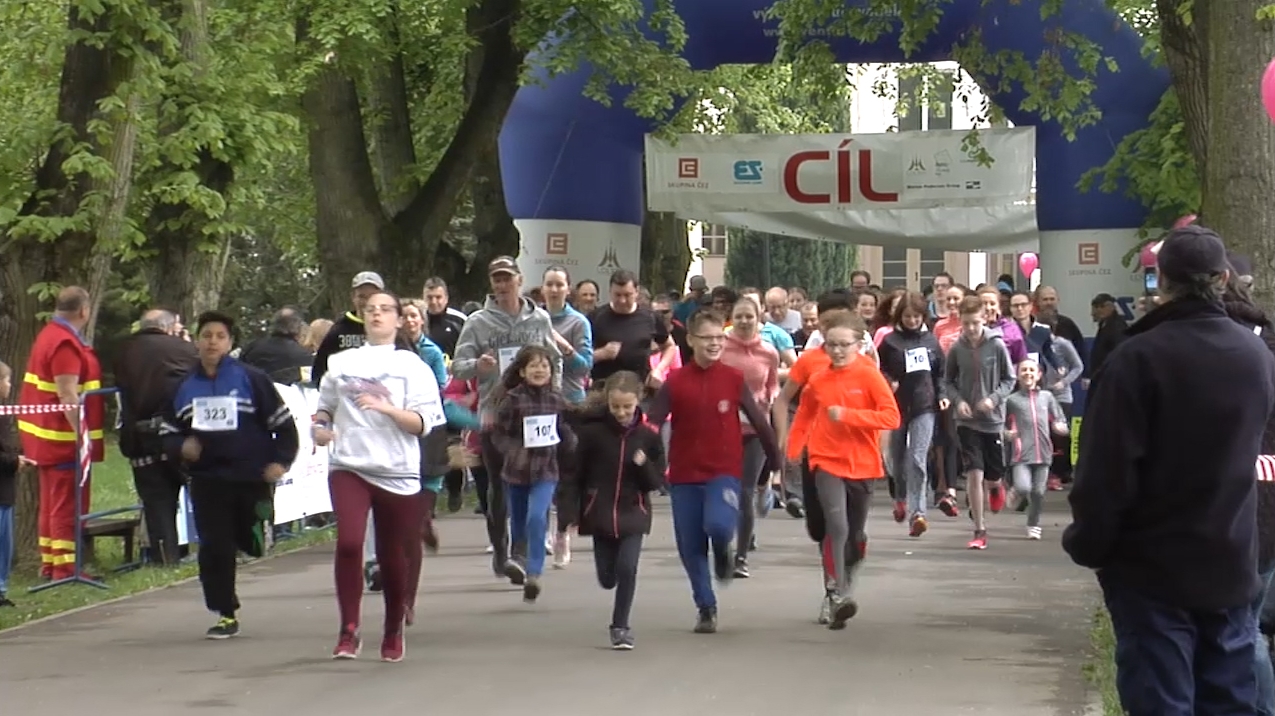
[1047,476,1064,492]
[966,531,988,550]
[987,485,1006,514]
[892,501,907,523]
[937,495,959,517]
[909,515,928,537]
[381,631,405,663]
[332,627,361,660]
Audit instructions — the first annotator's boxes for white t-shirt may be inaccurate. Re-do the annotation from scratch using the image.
[317,343,447,495]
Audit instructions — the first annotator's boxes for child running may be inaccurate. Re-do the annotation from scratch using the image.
[799,312,900,629]
[943,295,1016,550]
[560,371,665,650]
[1002,358,1068,540]
[647,310,780,634]
[490,345,576,603]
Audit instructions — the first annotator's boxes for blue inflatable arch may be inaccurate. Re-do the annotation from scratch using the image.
[499,0,1168,314]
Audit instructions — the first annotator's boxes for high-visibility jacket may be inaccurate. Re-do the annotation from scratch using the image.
[19,319,105,465]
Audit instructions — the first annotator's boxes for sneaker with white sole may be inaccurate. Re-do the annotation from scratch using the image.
[1026,526,1042,540]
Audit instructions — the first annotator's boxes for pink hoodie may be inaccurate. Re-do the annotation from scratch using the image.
[721,330,779,434]
[443,376,481,453]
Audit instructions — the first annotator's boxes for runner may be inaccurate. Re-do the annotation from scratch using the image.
[799,311,899,629]
[943,295,1016,550]
[560,370,665,649]
[646,309,780,634]
[159,311,299,640]
[1002,357,1068,540]
[489,345,577,602]
[313,291,447,663]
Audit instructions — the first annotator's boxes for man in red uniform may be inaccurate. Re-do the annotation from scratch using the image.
[19,286,105,580]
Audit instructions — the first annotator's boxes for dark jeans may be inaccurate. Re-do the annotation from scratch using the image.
[189,478,272,617]
[479,432,509,560]
[594,533,643,629]
[132,460,186,564]
[1051,402,1075,480]
[1102,573,1258,715]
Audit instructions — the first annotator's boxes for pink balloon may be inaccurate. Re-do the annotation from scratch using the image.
[1140,240,1162,268]
[1018,252,1038,277]
[1173,213,1198,229]
[1263,59,1275,123]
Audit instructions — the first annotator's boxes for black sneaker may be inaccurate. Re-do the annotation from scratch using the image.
[732,556,750,579]
[504,559,527,586]
[522,576,540,603]
[609,626,634,650]
[713,544,735,583]
[0,594,14,608]
[829,596,858,630]
[364,562,383,593]
[205,616,240,640]
[491,545,508,578]
[693,607,718,634]
[785,497,805,519]
[446,488,463,513]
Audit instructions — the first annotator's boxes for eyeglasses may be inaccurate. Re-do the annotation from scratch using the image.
[694,334,727,343]
[823,341,861,351]
[363,304,397,315]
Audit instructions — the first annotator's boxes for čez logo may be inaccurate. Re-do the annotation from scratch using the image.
[733,160,763,184]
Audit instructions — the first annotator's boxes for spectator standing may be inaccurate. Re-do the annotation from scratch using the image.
[18,287,106,581]
[1064,226,1275,714]
[1081,293,1127,391]
[240,307,314,385]
[0,360,32,607]
[115,309,199,564]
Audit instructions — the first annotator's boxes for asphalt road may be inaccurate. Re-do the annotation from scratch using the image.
[1,490,1102,715]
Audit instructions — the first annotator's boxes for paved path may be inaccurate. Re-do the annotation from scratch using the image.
[3,491,1101,715]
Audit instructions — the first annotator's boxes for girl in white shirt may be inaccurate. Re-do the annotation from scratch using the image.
[313,291,447,664]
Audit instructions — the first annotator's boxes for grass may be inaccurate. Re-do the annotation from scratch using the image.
[1082,607,1122,715]
[0,446,336,631]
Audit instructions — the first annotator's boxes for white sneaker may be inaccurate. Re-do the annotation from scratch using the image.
[1026,526,1042,540]
[484,544,494,554]
[553,533,571,569]
[544,535,555,556]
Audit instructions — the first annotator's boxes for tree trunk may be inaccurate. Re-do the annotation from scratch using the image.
[1158,0,1209,176]
[1201,1,1275,310]
[365,44,418,216]
[640,211,691,294]
[0,2,138,573]
[145,0,235,320]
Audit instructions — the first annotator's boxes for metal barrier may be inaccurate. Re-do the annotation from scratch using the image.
[29,387,142,593]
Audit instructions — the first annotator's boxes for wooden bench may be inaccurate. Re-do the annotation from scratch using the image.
[81,515,142,565]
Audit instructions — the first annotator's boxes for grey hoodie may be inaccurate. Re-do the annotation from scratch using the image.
[1003,387,1066,466]
[1045,335,1084,405]
[452,295,562,414]
[942,327,1016,434]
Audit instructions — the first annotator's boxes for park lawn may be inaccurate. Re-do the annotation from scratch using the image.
[1083,608,1121,715]
[0,445,335,631]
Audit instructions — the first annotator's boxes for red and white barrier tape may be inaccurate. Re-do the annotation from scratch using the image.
[0,403,79,414]
[1259,455,1275,483]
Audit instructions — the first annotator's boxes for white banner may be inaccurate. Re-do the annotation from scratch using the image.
[645,128,1038,250]
[1039,229,1145,331]
[176,383,332,544]
[515,219,642,287]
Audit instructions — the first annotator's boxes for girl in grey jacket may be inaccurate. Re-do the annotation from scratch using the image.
[1003,357,1068,540]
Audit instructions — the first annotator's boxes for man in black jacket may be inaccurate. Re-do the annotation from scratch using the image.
[1064,225,1275,715]
[239,307,313,385]
[1081,293,1127,391]
[312,271,382,385]
[115,309,199,564]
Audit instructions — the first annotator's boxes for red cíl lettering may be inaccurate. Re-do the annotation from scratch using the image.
[782,139,899,204]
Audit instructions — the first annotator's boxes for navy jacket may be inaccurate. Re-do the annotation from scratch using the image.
[1064,298,1275,610]
[160,356,300,482]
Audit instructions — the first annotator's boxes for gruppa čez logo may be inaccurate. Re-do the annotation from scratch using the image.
[733,159,763,184]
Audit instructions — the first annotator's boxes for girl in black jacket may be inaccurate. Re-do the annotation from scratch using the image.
[559,371,665,650]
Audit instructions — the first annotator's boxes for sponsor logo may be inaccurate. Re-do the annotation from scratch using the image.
[717,400,729,414]
[733,159,763,184]
[677,157,700,179]
[1077,243,1100,266]
[546,233,568,255]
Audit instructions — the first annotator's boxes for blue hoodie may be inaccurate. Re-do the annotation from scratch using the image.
[414,333,448,387]
[548,303,593,403]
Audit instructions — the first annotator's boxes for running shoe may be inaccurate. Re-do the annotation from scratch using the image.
[1014,492,1030,513]
[693,607,718,634]
[504,558,527,586]
[829,596,858,630]
[892,500,907,523]
[713,544,735,583]
[1047,476,1064,491]
[609,626,635,650]
[381,631,405,663]
[967,531,989,550]
[446,487,463,513]
[732,556,750,579]
[817,592,833,625]
[364,562,383,593]
[1026,526,1043,540]
[523,576,541,603]
[423,524,440,554]
[332,627,360,659]
[785,496,805,519]
[937,494,959,517]
[0,595,14,608]
[544,535,555,556]
[909,514,928,537]
[988,485,1006,514]
[205,616,239,640]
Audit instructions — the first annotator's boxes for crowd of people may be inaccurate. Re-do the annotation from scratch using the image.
[9,226,1275,713]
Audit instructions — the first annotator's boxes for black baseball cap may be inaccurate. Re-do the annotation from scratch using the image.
[1091,293,1117,306]
[1157,225,1229,281]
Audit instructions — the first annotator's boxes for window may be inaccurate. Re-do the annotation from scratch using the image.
[927,71,955,131]
[919,249,946,289]
[898,74,922,132]
[702,223,728,256]
[882,246,908,289]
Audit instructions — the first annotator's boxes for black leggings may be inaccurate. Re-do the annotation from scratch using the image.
[1050,402,1075,481]
[593,533,643,629]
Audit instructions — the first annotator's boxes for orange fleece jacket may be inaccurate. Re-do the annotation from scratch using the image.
[803,353,901,480]
[785,347,831,461]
